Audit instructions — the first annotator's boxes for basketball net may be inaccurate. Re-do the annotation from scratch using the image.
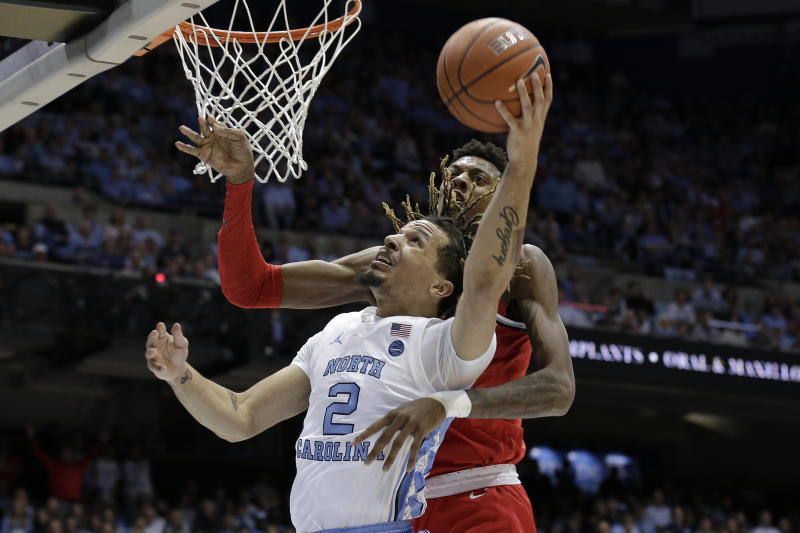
[172,0,362,183]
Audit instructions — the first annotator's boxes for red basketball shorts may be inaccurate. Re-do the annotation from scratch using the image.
[412,484,536,533]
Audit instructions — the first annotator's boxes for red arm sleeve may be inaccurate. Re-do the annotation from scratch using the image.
[217,181,283,308]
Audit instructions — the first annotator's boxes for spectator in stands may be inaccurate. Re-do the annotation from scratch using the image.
[130,216,163,249]
[192,499,219,532]
[558,287,594,327]
[62,221,102,265]
[92,446,120,503]
[10,227,35,260]
[601,287,627,327]
[693,276,725,314]
[761,304,788,348]
[749,511,781,533]
[320,195,350,229]
[0,489,33,533]
[561,212,590,251]
[25,426,109,502]
[537,171,577,214]
[260,179,296,230]
[163,510,189,533]
[157,230,190,269]
[122,444,153,504]
[139,504,164,533]
[32,243,49,262]
[660,288,696,336]
[34,206,70,253]
[638,221,672,275]
[625,282,655,317]
[103,209,129,244]
[643,489,672,529]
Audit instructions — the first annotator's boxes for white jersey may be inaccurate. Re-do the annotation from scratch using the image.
[290,306,496,532]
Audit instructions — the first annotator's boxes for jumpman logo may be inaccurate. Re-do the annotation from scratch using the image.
[329,332,344,345]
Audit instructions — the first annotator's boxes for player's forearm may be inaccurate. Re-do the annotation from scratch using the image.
[168,365,250,442]
[279,247,378,309]
[463,158,536,298]
[471,296,575,419]
[218,181,282,308]
[466,366,574,419]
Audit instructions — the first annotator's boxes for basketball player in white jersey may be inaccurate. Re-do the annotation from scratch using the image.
[148,73,551,532]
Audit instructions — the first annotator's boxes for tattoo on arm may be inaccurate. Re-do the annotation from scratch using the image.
[229,391,239,412]
[492,206,520,266]
[179,368,192,385]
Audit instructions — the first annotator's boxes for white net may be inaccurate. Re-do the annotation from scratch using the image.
[173,0,362,183]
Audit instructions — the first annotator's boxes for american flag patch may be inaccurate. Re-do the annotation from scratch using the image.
[390,323,412,337]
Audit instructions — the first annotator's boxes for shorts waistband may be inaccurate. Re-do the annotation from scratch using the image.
[313,519,412,533]
[424,464,520,499]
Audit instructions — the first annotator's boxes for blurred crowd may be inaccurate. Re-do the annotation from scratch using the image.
[0,29,798,352]
[0,430,796,533]
[558,273,800,353]
[0,430,296,533]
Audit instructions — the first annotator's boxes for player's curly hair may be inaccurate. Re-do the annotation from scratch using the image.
[450,138,508,174]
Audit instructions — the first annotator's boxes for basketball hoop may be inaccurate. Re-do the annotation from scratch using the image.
[168,0,362,183]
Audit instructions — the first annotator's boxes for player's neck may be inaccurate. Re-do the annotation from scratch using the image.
[373,293,439,319]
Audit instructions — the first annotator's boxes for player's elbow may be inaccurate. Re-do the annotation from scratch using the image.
[219,430,248,443]
[220,282,255,309]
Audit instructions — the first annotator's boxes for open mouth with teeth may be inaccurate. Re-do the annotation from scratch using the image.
[372,251,393,268]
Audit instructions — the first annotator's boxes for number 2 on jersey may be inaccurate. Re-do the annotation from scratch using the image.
[323,382,361,435]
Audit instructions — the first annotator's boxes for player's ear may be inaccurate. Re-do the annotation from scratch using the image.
[430,279,454,299]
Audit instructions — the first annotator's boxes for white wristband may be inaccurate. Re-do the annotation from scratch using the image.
[429,390,472,418]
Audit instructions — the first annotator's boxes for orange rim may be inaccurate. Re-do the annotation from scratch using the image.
[176,0,361,47]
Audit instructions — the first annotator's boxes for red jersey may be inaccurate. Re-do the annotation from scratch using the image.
[429,300,531,476]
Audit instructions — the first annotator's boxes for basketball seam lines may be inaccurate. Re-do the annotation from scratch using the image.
[464,51,546,104]
[442,47,469,125]
[445,43,543,108]
[443,35,519,130]
[444,19,504,110]
[444,43,516,130]
[456,19,505,89]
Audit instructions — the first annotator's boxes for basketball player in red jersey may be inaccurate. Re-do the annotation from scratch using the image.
[175,72,572,532]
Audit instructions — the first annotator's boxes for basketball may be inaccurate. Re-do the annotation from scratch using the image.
[436,18,550,133]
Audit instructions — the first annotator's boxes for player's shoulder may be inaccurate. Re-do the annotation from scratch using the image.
[519,243,550,267]
[509,244,558,302]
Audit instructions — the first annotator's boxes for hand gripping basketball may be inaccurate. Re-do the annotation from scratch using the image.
[495,72,553,168]
[175,116,256,184]
[145,322,190,383]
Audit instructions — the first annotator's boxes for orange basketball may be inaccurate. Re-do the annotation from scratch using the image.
[436,18,550,133]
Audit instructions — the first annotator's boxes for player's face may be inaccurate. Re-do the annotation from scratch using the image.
[445,156,502,219]
[365,220,453,298]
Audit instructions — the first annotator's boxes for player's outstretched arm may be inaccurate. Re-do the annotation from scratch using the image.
[355,74,554,471]
[176,116,374,309]
[146,322,310,442]
[466,245,575,418]
[451,72,553,361]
